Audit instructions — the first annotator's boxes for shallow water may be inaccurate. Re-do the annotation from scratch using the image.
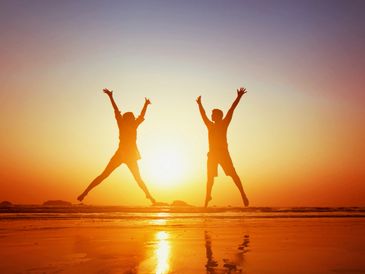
[1,207,365,273]
[1,205,365,220]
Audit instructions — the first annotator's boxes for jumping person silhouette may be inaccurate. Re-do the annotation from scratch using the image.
[77,88,156,204]
[196,87,249,207]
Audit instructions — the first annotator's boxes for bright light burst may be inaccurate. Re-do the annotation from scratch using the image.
[143,142,188,187]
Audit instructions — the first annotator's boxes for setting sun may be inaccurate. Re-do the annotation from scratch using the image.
[1,1,365,273]
[142,142,188,187]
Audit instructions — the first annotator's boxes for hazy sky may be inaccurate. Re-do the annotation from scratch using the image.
[1,0,364,206]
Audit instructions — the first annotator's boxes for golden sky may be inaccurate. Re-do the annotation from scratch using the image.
[1,1,364,206]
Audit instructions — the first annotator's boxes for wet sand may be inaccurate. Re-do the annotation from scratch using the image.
[1,210,365,273]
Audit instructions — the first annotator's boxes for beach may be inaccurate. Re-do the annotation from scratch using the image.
[1,207,365,273]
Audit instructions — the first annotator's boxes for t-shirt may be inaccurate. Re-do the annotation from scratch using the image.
[206,118,230,154]
[115,111,144,160]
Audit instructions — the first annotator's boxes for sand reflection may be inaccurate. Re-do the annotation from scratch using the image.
[205,231,250,273]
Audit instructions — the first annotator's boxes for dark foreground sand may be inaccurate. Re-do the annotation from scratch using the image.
[0,210,365,273]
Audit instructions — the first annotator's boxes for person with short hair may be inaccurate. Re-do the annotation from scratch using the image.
[196,87,249,207]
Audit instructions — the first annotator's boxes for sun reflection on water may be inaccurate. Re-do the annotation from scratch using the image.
[149,213,170,226]
[155,231,170,274]
[137,230,171,273]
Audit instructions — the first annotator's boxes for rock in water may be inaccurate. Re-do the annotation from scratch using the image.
[171,200,192,207]
[0,201,13,207]
[43,200,72,206]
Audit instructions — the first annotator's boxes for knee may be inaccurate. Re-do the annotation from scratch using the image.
[99,171,111,180]
[230,173,240,181]
[207,177,214,185]
[132,171,142,181]
[135,177,144,185]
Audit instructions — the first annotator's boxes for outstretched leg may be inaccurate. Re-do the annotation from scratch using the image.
[77,153,121,202]
[205,176,214,208]
[126,161,156,205]
[206,153,218,208]
[230,172,249,207]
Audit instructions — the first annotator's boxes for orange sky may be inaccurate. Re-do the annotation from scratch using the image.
[0,1,364,206]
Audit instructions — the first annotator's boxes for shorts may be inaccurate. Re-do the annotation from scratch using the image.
[207,150,237,178]
[102,148,141,175]
[110,147,141,165]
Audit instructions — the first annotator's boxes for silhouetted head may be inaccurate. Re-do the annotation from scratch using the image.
[122,112,136,123]
[211,109,223,122]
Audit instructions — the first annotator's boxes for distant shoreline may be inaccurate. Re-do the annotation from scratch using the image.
[1,205,365,220]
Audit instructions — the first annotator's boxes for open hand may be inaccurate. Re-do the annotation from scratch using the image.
[196,96,202,104]
[103,88,113,96]
[237,87,247,97]
[145,97,151,105]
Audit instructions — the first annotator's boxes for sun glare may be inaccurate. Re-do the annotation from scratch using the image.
[155,231,170,274]
[142,142,188,187]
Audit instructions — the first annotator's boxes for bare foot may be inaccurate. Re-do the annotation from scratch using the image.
[146,194,156,205]
[77,194,85,202]
[204,196,212,208]
[243,196,249,207]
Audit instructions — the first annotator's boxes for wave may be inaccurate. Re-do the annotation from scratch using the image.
[1,205,365,220]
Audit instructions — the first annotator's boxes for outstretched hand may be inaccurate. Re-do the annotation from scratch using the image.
[145,97,151,105]
[237,87,247,97]
[103,88,113,96]
[196,96,202,104]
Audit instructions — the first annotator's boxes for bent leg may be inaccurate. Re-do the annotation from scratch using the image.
[77,153,121,202]
[230,172,249,207]
[126,161,155,204]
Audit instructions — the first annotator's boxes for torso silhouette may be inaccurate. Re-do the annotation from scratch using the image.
[207,118,230,154]
[116,115,144,161]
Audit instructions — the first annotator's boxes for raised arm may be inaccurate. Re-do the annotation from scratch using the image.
[224,87,247,123]
[137,97,151,124]
[103,88,121,117]
[196,96,212,127]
